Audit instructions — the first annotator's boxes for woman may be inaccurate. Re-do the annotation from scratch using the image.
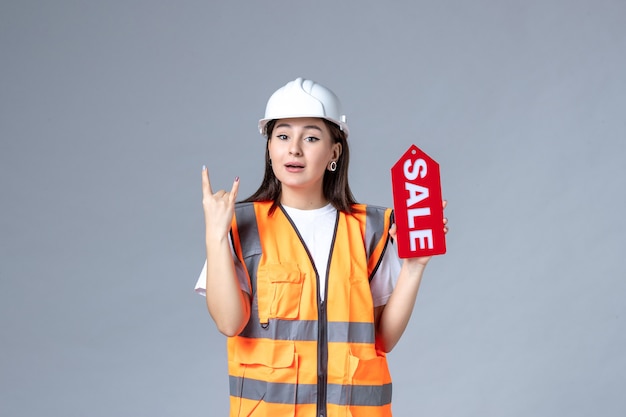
[196,77,448,417]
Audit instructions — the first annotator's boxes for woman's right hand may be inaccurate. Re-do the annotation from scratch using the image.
[201,167,249,336]
[201,166,240,240]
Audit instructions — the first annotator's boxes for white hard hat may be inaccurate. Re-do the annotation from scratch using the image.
[258,77,349,137]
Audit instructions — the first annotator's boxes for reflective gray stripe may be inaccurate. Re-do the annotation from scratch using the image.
[230,376,392,406]
[240,318,317,340]
[329,321,374,343]
[233,202,262,295]
[365,206,390,280]
[230,375,299,404]
[239,318,374,344]
[328,382,393,406]
[365,206,387,260]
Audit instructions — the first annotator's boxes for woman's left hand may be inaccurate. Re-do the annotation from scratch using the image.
[390,200,448,267]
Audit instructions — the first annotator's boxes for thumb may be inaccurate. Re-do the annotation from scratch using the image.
[389,223,397,240]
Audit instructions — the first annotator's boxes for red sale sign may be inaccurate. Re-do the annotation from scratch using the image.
[391,144,446,258]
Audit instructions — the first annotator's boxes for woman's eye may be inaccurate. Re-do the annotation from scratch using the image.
[304,136,320,142]
[276,134,288,140]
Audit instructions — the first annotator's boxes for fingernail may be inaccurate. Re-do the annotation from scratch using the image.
[235,176,240,182]
[202,165,206,171]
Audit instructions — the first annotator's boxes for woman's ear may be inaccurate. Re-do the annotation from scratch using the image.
[332,142,343,160]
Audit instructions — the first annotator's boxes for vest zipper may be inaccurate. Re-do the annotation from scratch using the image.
[279,206,339,417]
[318,212,338,417]
[317,299,328,417]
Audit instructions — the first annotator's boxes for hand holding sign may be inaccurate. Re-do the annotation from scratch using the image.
[391,145,446,258]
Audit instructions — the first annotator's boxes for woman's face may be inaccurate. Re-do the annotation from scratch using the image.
[268,117,342,200]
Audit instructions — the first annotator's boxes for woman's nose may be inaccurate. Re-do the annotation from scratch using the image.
[289,139,302,155]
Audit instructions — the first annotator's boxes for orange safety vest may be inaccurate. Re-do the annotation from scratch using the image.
[228,201,395,417]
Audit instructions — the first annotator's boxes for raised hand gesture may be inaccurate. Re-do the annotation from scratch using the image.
[201,166,240,241]
[200,166,248,336]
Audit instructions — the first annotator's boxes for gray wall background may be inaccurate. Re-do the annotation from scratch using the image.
[1,1,625,416]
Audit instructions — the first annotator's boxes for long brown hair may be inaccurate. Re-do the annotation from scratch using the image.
[243,119,358,213]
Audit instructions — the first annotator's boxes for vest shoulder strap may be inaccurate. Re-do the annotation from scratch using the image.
[232,202,263,294]
[363,205,394,280]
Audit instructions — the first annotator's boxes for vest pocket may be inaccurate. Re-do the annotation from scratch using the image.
[231,339,298,417]
[348,352,386,383]
[257,263,303,324]
[346,352,392,416]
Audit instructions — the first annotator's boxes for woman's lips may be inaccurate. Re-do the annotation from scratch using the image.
[285,163,304,172]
